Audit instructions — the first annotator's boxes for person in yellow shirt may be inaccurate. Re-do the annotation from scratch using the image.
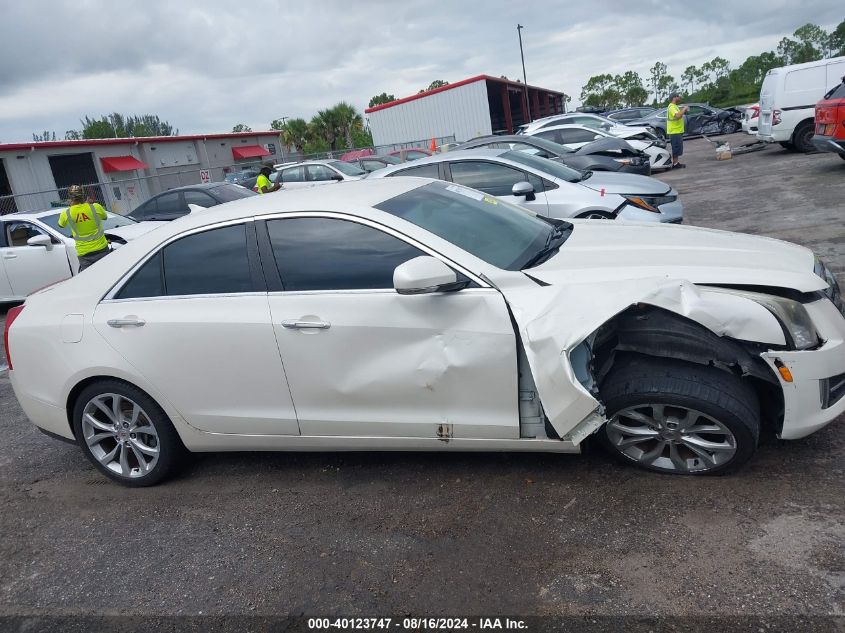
[667,93,689,169]
[58,185,111,271]
[255,162,281,194]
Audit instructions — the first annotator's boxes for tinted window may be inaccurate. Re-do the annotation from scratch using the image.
[116,251,163,299]
[130,199,156,220]
[210,184,257,202]
[449,161,527,196]
[329,161,366,176]
[405,151,430,160]
[307,165,338,181]
[281,166,306,182]
[558,128,603,144]
[361,160,386,172]
[5,221,48,247]
[267,218,425,291]
[390,163,440,178]
[162,224,253,295]
[182,191,217,208]
[155,192,185,217]
[502,151,582,183]
[824,82,845,99]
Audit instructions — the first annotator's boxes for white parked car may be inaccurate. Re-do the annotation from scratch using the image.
[271,159,366,189]
[742,103,760,135]
[757,56,845,152]
[0,209,159,303]
[368,149,682,223]
[6,178,844,485]
[526,124,673,171]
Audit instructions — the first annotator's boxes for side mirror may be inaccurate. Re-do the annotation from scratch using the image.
[512,181,536,201]
[27,234,53,250]
[393,256,462,295]
[332,174,344,181]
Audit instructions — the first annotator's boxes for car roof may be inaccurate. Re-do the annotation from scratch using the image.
[4,206,121,219]
[278,159,339,168]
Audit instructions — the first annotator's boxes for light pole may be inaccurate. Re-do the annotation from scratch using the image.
[277,116,289,162]
[517,24,531,122]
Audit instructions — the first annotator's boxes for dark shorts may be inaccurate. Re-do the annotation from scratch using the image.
[669,133,684,157]
[78,246,111,271]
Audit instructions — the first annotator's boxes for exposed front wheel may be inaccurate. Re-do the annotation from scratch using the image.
[598,358,760,475]
[721,120,739,135]
[72,380,186,486]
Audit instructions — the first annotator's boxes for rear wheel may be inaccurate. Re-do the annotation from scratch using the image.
[72,380,186,486]
[779,141,795,151]
[598,358,759,475]
[792,121,815,153]
[721,120,739,135]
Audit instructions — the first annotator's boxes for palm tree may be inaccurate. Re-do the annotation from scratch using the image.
[279,118,309,153]
[332,102,364,148]
[310,108,343,150]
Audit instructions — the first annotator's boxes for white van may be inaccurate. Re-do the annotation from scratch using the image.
[758,56,845,152]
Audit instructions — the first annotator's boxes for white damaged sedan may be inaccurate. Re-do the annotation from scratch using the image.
[5,178,845,485]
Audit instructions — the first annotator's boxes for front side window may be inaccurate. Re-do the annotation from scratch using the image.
[558,128,603,144]
[449,161,527,196]
[266,217,426,291]
[500,151,582,184]
[129,199,156,220]
[307,165,338,181]
[4,221,48,247]
[210,184,257,202]
[375,181,556,270]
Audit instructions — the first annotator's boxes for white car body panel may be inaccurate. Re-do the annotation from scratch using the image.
[757,56,845,143]
[7,179,844,456]
[275,160,365,190]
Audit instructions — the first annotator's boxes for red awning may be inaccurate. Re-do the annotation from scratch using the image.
[100,156,149,172]
[232,145,271,160]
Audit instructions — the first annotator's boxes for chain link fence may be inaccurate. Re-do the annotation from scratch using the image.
[0,135,457,216]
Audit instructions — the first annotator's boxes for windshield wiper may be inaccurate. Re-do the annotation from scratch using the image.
[521,224,573,269]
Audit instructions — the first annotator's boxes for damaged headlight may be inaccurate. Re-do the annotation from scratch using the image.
[714,288,820,350]
[814,256,843,315]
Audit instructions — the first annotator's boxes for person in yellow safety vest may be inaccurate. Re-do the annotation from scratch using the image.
[58,185,111,271]
[255,162,281,194]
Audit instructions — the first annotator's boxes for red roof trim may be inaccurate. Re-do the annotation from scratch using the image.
[100,155,149,172]
[364,74,565,114]
[0,131,279,153]
[232,145,271,160]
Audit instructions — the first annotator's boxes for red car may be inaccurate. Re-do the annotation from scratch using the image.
[812,75,845,160]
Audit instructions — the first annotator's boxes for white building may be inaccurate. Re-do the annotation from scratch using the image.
[0,131,285,214]
[365,74,568,146]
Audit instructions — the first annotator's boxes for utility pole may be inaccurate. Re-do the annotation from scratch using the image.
[517,24,531,122]
[277,116,289,162]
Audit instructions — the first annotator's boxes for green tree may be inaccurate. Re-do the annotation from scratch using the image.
[32,130,56,142]
[231,123,252,133]
[580,73,621,109]
[277,118,309,153]
[77,113,178,139]
[309,108,342,150]
[368,92,396,108]
[332,102,365,148]
[615,70,648,106]
[778,23,829,64]
[419,79,449,93]
[648,62,669,105]
[829,20,845,57]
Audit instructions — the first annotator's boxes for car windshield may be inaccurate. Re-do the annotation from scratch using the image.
[375,181,571,270]
[41,211,137,237]
[210,183,258,202]
[329,161,367,176]
[500,150,582,183]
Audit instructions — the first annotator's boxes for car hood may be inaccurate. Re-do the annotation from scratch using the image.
[577,171,671,195]
[104,222,164,241]
[527,221,823,293]
[574,137,639,156]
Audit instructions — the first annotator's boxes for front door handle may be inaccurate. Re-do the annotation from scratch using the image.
[3,253,16,259]
[107,318,146,328]
[281,320,331,330]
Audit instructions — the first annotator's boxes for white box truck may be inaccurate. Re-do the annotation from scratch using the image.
[757,56,845,152]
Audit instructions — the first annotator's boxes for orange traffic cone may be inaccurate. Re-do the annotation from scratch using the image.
[429,137,437,151]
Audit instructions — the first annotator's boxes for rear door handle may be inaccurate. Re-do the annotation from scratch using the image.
[281,320,330,330]
[107,318,146,328]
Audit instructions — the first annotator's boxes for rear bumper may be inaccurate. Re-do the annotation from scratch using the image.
[762,299,845,440]
[10,374,75,440]
[811,135,845,155]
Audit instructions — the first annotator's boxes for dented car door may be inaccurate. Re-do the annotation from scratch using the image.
[262,215,519,439]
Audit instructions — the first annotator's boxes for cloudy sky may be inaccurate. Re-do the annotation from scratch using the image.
[0,0,841,143]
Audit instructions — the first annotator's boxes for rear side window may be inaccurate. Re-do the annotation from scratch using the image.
[182,191,217,208]
[281,166,305,182]
[115,224,254,298]
[266,217,425,291]
[163,224,253,295]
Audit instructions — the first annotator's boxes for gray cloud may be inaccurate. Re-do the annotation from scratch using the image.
[0,0,841,143]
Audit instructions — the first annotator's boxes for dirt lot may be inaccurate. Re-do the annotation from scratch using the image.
[0,136,843,631]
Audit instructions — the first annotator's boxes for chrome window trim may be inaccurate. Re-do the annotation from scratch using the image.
[102,291,267,305]
[267,287,496,298]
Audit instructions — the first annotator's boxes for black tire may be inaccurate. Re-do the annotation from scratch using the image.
[72,380,186,486]
[779,141,795,151]
[839,154,845,161]
[792,121,815,153]
[721,120,739,135]
[598,357,759,475]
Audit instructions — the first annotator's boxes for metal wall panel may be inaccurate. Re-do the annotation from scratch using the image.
[368,80,492,146]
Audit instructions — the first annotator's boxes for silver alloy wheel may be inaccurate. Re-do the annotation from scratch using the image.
[81,393,160,478]
[606,404,737,473]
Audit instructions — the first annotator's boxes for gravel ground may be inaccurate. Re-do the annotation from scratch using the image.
[0,136,843,631]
